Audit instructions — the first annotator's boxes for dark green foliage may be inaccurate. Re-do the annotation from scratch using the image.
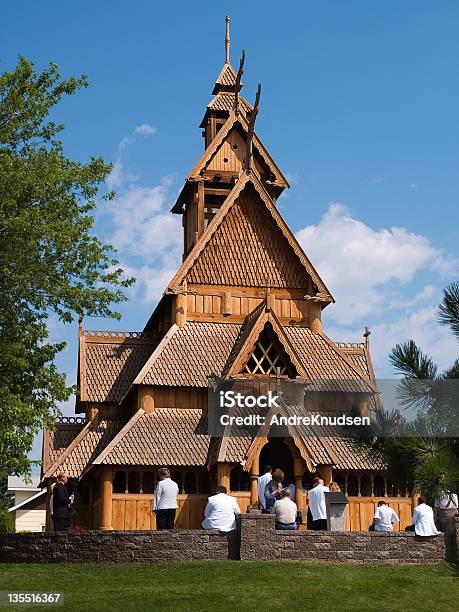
[0,57,134,479]
[438,282,459,341]
[0,498,15,534]
[389,340,438,379]
[378,285,459,502]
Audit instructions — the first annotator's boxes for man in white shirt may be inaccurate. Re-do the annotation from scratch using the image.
[202,486,241,532]
[307,477,329,530]
[370,501,400,531]
[152,467,179,530]
[274,489,297,530]
[435,490,458,535]
[257,465,272,511]
[408,497,441,536]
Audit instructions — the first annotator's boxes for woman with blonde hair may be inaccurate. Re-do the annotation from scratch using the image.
[152,467,179,529]
[328,481,341,492]
[264,468,284,513]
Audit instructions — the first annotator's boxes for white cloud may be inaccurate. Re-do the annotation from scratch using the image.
[296,203,458,376]
[296,203,457,325]
[104,127,182,304]
[106,123,157,190]
[135,123,156,136]
[326,305,458,377]
[110,178,181,256]
[121,260,181,304]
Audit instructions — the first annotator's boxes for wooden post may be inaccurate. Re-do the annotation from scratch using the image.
[197,180,205,237]
[217,463,231,491]
[319,464,333,486]
[88,477,94,529]
[222,291,232,316]
[250,454,259,507]
[294,457,305,514]
[309,302,322,333]
[175,293,187,327]
[100,466,113,531]
[141,389,155,414]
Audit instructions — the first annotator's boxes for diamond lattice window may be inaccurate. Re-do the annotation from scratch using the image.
[244,326,295,376]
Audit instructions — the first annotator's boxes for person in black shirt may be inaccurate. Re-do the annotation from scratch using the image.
[52,473,72,531]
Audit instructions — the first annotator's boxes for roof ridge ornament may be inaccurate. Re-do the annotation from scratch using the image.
[234,49,245,114]
[225,15,230,64]
[364,326,371,349]
[246,82,261,173]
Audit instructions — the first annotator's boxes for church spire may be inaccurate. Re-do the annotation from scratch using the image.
[225,15,230,64]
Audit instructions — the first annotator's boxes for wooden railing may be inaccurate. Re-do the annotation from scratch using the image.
[108,492,412,531]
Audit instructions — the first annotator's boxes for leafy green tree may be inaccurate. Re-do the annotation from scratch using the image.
[0,57,133,480]
[0,498,15,534]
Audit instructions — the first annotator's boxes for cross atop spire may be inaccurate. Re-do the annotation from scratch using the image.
[225,16,230,64]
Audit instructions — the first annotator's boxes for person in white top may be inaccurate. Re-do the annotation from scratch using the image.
[152,467,179,530]
[274,489,297,530]
[407,497,441,536]
[435,491,458,511]
[435,490,458,534]
[370,501,400,531]
[307,477,329,530]
[257,465,272,511]
[202,485,241,532]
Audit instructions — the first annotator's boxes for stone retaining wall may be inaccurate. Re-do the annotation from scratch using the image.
[0,529,238,564]
[239,512,447,564]
[0,514,454,564]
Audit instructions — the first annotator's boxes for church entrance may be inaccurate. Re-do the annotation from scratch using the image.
[259,438,294,485]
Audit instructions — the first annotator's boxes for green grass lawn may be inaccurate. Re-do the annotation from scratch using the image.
[0,561,457,612]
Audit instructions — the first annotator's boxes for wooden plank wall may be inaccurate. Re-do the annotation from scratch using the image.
[301,495,412,531]
[112,494,210,530]
[110,493,411,531]
[206,128,265,183]
[186,290,310,324]
[144,387,207,410]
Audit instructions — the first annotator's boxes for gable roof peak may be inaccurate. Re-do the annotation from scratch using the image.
[167,172,332,298]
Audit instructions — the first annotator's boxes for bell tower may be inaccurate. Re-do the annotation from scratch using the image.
[171,17,289,259]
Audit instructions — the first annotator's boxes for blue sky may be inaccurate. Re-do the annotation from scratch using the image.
[3,2,459,457]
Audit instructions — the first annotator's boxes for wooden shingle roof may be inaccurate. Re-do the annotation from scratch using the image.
[106,317,372,394]
[79,332,156,404]
[134,322,241,388]
[168,174,331,296]
[42,418,125,479]
[93,409,210,467]
[42,419,86,476]
[212,62,238,93]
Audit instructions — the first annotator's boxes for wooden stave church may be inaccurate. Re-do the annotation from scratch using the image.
[41,17,414,532]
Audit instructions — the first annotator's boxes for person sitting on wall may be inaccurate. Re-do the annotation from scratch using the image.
[264,469,284,513]
[52,473,72,532]
[152,467,179,530]
[435,490,458,534]
[202,485,241,532]
[307,477,329,530]
[274,489,297,530]
[257,465,272,512]
[369,501,400,531]
[405,497,441,536]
